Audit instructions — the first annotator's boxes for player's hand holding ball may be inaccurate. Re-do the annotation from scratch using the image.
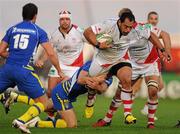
[96,33,113,49]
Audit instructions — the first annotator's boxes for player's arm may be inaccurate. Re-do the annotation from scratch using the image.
[35,49,48,68]
[77,70,109,93]
[41,42,64,79]
[83,23,111,49]
[77,70,91,84]
[149,32,170,61]
[0,41,9,58]
[85,75,111,93]
[159,30,172,60]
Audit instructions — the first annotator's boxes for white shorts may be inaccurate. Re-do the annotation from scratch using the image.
[48,64,80,78]
[89,57,130,76]
[132,61,160,80]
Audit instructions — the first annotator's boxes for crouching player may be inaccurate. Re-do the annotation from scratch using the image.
[6,61,112,128]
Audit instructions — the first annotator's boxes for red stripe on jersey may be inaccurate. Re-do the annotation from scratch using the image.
[72,24,78,29]
[123,100,133,104]
[69,51,83,67]
[144,46,159,64]
[101,63,112,68]
[123,51,130,60]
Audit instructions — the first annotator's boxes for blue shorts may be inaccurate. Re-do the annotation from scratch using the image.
[51,82,73,111]
[0,64,45,99]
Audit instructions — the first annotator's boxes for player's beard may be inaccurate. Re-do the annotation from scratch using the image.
[61,23,71,31]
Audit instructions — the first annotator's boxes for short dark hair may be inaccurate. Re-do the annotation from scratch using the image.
[22,3,38,21]
[119,12,135,23]
[118,8,133,17]
[148,11,158,19]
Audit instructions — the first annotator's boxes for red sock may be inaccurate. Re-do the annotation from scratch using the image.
[147,99,158,125]
[121,88,133,116]
[103,98,122,122]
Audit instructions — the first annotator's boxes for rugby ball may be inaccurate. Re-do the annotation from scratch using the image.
[96,33,113,44]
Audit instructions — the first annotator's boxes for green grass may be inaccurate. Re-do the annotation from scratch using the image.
[0,95,180,134]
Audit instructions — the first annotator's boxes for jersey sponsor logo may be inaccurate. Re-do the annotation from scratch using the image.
[12,27,36,34]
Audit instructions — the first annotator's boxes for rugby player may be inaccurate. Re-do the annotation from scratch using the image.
[0,3,63,133]
[84,12,137,123]
[140,11,172,117]
[93,14,170,129]
[4,61,113,129]
[35,10,86,120]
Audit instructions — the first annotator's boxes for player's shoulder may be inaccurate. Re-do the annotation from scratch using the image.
[72,24,84,33]
[32,23,47,35]
[5,21,23,33]
[102,17,118,25]
[135,22,153,31]
[50,28,62,40]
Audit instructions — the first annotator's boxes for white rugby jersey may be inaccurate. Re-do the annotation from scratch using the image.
[91,18,149,65]
[50,24,84,67]
[128,23,160,64]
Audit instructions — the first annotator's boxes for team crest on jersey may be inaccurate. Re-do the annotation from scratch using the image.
[49,69,56,75]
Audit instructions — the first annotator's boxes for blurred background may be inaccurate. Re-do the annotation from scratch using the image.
[0,0,180,98]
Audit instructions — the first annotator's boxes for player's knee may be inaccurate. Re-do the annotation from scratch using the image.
[119,77,131,89]
[147,80,159,99]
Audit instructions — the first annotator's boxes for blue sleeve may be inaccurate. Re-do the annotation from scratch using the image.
[2,27,13,43]
[82,61,92,72]
[38,28,49,44]
[105,77,113,86]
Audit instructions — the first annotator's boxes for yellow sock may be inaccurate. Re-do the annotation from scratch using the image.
[0,93,4,100]
[18,102,45,123]
[55,119,67,128]
[16,95,35,106]
[37,119,67,128]
[37,121,54,128]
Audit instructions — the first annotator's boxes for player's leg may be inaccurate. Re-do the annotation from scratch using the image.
[132,78,143,98]
[85,59,104,118]
[27,83,76,128]
[12,70,52,132]
[93,88,122,127]
[0,67,16,113]
[51,83,77,128]
[141,62,161,120]
[113,62,136,123]
[4,91,35,108]
[47,66,69,120]
[145,75,159,128]
[48,66,63,98]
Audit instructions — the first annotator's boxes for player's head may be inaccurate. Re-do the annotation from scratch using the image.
[59,10,72,30]
[22,3,38,22]
[118,8,133,17]
[118,12,135,36]
[147,11,159,26]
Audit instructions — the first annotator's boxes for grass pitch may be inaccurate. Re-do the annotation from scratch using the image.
[0,95,180,134]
